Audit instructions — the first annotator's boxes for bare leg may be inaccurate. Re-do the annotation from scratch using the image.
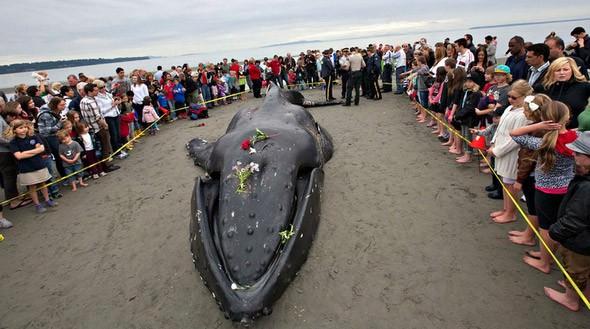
[509,215,538,246]
[40,186,50,202]
[71,181,78,192]
[79,178,88,187]
[523,229,554,273]
[28,185,40,205]
[493,184,516,223]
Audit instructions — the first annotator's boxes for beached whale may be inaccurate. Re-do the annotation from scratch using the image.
[187,84,335,325]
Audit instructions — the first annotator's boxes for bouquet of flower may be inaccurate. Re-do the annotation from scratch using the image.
[241,128,270,154]
[232,161,260,193]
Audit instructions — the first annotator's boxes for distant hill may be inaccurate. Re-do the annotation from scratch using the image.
[0,57,151,74]
[470,17,590,30]
[262,40,322,48]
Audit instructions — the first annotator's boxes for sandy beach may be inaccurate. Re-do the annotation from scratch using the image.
[0,89,588,329]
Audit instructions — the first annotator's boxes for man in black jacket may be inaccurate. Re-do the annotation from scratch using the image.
[525,43,550,90]
[545,131,590,311]
[366,47,382,100]
[320,50,336,101]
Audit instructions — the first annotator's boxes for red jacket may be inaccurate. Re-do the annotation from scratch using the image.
[230,63,240,78]
[163,82,174,100]
[268,59,281,75]
[248,64,261,80]
[120,112,135,138]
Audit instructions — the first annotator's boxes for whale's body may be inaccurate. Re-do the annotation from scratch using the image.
[187,85,334,325]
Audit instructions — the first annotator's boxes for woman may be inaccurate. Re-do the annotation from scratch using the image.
[429,43,448,75]
[37,97,66,176]
[17,96,38,121]
[446,43,458,60]
[467,46,491,87]
[248,58,263,98]
[130,75,149,127]
[535,57,590,128]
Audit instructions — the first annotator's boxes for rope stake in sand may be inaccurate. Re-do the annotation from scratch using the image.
[417,101,590,310]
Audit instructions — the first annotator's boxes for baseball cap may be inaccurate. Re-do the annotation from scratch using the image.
[494,64,511,74]
[566,132,590,155]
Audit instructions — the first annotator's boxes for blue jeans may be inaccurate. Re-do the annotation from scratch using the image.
[43,157,60,195]
[395,66,406,93]
[418,90,429,108]
[167,99,176,119]
[64,163,83,184]
[201,85,212,108]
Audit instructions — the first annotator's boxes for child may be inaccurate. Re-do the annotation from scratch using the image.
[163,77,176,120]
[57,129,87,191]
[173,77,186,119]
[142,96,160,135]
[471,110,502,174]
[507,94,549,246]
[6,119,57,213]
[488,79,533,224]
[511,99,576,274]
[216,78,227,106]
[428,67,447,136]
[453,73,483,163]
[76,121,107,179]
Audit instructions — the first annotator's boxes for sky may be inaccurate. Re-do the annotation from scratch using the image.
[1,0,589,65]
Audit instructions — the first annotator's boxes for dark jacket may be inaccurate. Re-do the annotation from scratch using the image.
[525,63,549,91]
[320,57,335,79]
[549,174,590,255]
[366,53,381,76]
[505,54,530,81]
[534,80,590,128]
[454,89,482,127]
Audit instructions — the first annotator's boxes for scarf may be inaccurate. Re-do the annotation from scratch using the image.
[555,130,577,157]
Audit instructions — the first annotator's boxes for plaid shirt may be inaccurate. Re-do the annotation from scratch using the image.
[36,108,62,137]
[80,96,103,132]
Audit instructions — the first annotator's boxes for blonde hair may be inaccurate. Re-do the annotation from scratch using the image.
[3,119,34,140]
[542,57,587,89]
[56,129,70,141]
[523,94,551,123]
[509,79,533,98]
[536,100,571,172]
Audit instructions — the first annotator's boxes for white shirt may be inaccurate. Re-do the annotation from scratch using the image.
[393,50,406,68]
[339,56,350,71]
[131,83,149,104]
[456,50,475,69]
[382,50,394,65]
[79,132,94,151]
[430,57,448,75]
[95,92,120,118]
[154,70,164,82]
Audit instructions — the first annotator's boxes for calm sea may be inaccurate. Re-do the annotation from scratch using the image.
[1,19,588,90]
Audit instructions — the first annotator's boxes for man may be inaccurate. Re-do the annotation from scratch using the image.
[505,36,530,81]
[464,34,477,55]
[545,131,590,311]
[402,43,413,68]
[154,65,164,82]
[392,45,407,94]
[267,55,282,88]
[545,35,590,79]
[221,58,230,74]
[339,48,351,99]
[80,83,117,170]
[68,82,86,112]
[320,50,336,101]
[365,47,382,100]
[525,43,550,90]
[344,47,365,106]
[67,74,80,97]
[381,45,394,93]
[111,67,131,97]
[455,38,475,69]
[567,27,590,66]
[485,35,497,64]
[94,80,128,160]
[305,50,318,88]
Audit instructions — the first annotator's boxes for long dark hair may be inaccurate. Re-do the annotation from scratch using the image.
[476,46,489,67]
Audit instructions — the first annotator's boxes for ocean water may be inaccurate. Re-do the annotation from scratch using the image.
[1,19,588,90]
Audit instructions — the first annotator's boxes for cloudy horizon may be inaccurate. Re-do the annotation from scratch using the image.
[1,0,589,65]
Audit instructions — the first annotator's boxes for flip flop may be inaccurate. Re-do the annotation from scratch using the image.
[9,198,33,210]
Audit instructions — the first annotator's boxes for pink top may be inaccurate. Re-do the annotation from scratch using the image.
[142,105,160,123]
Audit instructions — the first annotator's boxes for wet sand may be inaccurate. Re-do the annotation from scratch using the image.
[0,89,588,328]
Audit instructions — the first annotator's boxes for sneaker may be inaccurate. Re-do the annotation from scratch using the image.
[0,218,13,229]
[35,204,47,214]
[51,192,63,199]
[45,199,58,208]
[99,172,107,177]
[92,174,100,180]
[117,153,127,160]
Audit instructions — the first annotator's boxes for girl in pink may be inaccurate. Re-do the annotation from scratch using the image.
[141,96,160,135]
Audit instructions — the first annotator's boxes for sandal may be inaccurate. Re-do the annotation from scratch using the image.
[9,198,33,210]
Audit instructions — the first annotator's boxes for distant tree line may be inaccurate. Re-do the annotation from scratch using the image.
[0,57,150,74]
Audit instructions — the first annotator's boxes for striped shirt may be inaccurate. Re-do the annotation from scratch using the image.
[80,96,103,132]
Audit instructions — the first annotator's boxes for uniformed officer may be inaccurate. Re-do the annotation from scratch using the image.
[320,49,336,101]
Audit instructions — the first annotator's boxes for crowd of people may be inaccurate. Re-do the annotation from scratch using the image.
[399,27,590,311]
[1,23,590,313]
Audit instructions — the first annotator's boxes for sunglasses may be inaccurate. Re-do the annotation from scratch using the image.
[508,95,520,100]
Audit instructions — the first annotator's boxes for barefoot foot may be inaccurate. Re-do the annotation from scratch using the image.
[492,213,516,223]
[490,210,505,218]
[544,287,580,311]
[509,234,536,246]
[523,255,551,274]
